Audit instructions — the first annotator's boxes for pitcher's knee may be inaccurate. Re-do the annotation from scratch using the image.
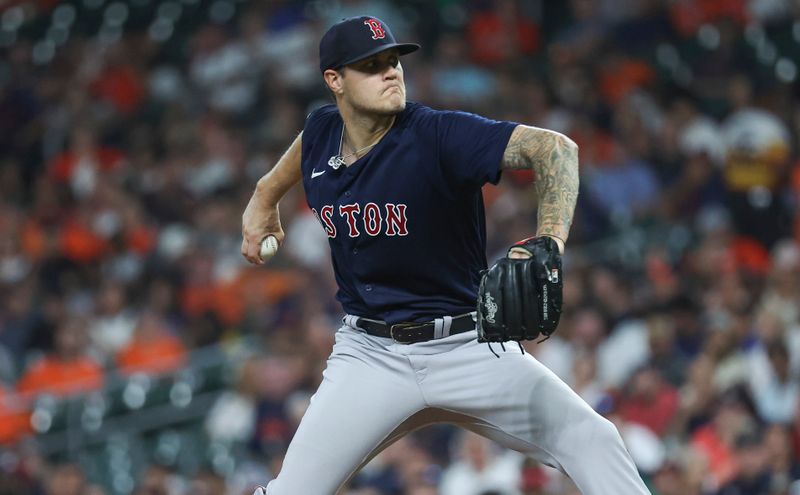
[573,414,625,452]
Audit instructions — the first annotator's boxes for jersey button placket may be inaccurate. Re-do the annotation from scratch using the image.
[342,190,356,254]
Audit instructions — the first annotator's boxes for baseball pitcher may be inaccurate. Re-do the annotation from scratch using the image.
[241,16,651,495]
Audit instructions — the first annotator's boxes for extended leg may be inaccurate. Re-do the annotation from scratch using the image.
[424,338,651,495]
[262,327,426,495]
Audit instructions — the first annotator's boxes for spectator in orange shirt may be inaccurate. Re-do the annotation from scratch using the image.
[618,365,680,437]
[89,45,145,115]
[47,125,124,199]
[17,316,104,399]
[0,382,31,444]
[467,0,540,66]
[691,391,756,489]
[116,312,187,376]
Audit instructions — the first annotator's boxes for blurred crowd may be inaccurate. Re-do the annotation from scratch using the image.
[0,0,799,494]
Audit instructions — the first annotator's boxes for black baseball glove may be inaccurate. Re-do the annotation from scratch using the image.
[477,236,563,343]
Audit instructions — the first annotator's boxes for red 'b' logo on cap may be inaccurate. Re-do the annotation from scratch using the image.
[364,19,385,40]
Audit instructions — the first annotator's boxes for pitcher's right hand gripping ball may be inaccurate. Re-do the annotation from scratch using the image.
[260,235,279,261]
[477,236,563,343]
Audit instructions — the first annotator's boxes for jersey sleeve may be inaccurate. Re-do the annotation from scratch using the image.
[436,110,518,187]
[301,104,337,172]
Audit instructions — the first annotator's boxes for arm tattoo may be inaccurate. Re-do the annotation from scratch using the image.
[501,125,579,242]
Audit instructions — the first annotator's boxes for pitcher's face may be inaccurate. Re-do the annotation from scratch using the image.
[337,48,406,116]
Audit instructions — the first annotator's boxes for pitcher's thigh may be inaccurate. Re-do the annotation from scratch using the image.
[435,350,599,466]
[435,349,649,494]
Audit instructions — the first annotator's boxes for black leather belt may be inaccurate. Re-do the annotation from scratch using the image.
[355,313,476,344]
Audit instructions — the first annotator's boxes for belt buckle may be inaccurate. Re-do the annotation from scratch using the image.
[389,322,424,344]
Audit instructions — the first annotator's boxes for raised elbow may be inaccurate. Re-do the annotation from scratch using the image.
[559,134,579,156]
[553,134,579,171]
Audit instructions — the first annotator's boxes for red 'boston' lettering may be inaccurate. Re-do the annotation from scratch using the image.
[314,202,410,238]
[339,204,361,237]
[363,202,382,236]
[385,203,408,236]
[319,206,337,238]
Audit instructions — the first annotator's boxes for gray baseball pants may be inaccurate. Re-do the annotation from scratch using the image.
[255,318,650,495]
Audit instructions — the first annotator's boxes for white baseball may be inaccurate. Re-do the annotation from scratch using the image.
[259,235,279,260]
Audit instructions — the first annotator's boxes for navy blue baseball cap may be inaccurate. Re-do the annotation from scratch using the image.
[319,16,420,73]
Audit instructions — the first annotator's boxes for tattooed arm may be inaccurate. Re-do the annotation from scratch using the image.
[501,125,579,254]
